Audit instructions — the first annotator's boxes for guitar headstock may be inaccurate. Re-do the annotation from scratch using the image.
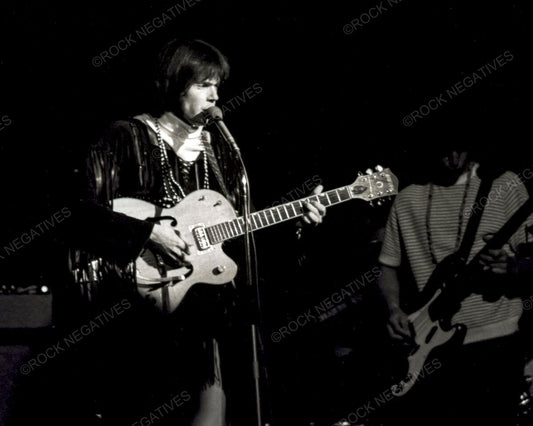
[350,165,398,205]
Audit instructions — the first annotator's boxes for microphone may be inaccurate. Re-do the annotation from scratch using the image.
[203,106,240,152]
[190,109,212,127]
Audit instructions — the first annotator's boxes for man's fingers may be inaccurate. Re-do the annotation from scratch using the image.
[388,324,413,343]
[484,262,508,274]
[173,231,187,249]
[398,316,409,331]
[310,200,326,217]
[396,323,412,340]
[311,184,324,195]
[302,211,321,225]
[485,248,507,259]
[173,235,191,253]
[479,250,509,273]
[162,248,191,267]
[387,324,406,341]
[174,245,193,260]
[491,265,508,274]
[389,315,413,340]
[304,201,325,217]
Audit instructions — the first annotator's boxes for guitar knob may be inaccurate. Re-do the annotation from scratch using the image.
[213,265,226,275]
[375,165,383,172]
[365,168,373,175]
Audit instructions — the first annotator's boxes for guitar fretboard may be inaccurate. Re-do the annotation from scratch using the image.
[205,185,357,244]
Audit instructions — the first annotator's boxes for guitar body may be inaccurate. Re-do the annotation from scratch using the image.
[113,190,238,312]
[391,254,467,396]
[389,196,533,397]
[391,289,466,396]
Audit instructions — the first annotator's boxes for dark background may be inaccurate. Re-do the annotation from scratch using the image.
[0,0,529,287]
[0,0,530,424]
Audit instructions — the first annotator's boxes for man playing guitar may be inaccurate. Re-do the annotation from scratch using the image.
[66,39,326,426]
[377,140,533,425]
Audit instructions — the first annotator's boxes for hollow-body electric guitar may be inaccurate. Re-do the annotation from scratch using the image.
[113,167,398,313]
[391,197,533,397]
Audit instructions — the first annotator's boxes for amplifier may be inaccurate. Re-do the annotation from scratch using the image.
[0,294,53,329]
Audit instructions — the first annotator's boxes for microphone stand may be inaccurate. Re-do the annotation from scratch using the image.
[213,119,268,426]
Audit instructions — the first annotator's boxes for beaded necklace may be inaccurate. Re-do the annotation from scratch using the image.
[425,166,473,265]
[154,117,209,207]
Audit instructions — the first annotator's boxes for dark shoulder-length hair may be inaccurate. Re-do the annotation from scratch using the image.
[154,39,230,112]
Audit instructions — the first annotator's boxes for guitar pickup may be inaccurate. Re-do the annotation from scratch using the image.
[192,225,211,250]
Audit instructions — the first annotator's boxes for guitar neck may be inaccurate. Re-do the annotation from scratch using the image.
[470,197,533,267]
[206,185,356,244]
[437,196,533,307]
[202,167,398,244]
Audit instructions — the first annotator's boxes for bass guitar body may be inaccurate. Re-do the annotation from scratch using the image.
[391,255,468,396]
[391,289,466,396]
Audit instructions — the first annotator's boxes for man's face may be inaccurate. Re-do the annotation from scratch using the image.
[440,150,468,171]
[432,150,469,185]
[178,78,220,124]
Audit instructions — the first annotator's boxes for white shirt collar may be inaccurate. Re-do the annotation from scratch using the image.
[134,111,205,161]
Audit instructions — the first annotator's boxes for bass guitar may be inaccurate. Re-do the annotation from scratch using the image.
[113,167,398,313]
[391,197,533,397]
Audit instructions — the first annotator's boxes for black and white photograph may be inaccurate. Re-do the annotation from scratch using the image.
[0,1,531,425]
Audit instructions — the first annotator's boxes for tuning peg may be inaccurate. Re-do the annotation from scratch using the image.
[375,165,383,172]
[365,168,373,175]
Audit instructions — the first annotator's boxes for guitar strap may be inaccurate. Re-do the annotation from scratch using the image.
[456,175,495,263]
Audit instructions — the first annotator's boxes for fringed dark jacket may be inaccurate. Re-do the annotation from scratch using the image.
[70,118,241,288]
[66,117,243,424]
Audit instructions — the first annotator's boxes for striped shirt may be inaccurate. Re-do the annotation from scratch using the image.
[379,170,532,344]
